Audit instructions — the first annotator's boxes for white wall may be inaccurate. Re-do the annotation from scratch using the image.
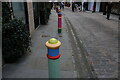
[27,2,35,34]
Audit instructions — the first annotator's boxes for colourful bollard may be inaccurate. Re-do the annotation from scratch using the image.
[58,11,62,34]
[45,38,62,78]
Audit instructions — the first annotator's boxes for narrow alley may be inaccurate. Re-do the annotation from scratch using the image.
[2,1,119,79]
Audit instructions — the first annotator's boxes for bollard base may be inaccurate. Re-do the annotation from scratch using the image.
[58,28,62,33]
[48,58,60,78]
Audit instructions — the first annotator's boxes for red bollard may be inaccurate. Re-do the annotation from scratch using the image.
[58,10,62,33]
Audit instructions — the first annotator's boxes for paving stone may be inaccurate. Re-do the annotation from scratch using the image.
[63,7,118,78]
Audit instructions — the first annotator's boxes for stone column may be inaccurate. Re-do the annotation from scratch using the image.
[27,0,35,34]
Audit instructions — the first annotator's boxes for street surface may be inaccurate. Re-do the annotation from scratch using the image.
[63,7,118,78]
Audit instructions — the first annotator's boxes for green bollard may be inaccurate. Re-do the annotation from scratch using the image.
[48,59,60,78]
[45,38,62,78]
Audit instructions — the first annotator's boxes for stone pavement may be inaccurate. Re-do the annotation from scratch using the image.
[63,7,118,78]
[2,10,77,78]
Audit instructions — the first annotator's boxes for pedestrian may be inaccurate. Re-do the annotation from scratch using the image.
[56,6,58,13]
[74,4,78,11]
[59,3,62,10]
[61,2,64,10]
[54,3,56,10]
[103,3,107,15]
[72,2,75,12]
[83,2,86,11]
[78,4,82,12]
[106,2,113,20]
[50,2,53,10]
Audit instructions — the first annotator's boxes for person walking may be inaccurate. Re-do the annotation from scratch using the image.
[103,3,107,15]
[61,2,64,10]
[83,2,86,11]
[78,4,82,12]
[59,2,62,10]
[106,2,113,20]
[74,4,78,11]
[78,5,81,12]
[54,3,56,10]
[72,2,75,12]
[50,2,53,10]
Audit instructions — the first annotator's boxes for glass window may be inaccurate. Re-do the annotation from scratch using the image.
[12,2,26,23]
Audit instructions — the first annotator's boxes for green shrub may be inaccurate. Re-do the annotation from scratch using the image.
[2,18,31,63]
[2,2,13,24]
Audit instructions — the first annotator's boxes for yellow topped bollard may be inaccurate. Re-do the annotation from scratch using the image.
[45,38,62,78]
[45,38,61,59]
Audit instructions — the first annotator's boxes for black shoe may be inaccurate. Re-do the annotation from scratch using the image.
[106,18,109,20]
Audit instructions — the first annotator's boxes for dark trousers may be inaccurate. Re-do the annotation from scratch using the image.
[62,5,64,9]
[72,7,74,12]
[60,6,62,9]
[103,11,106,15]
[107,12,110,20]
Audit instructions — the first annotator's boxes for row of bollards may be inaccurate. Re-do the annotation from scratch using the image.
[45,8,62,78]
